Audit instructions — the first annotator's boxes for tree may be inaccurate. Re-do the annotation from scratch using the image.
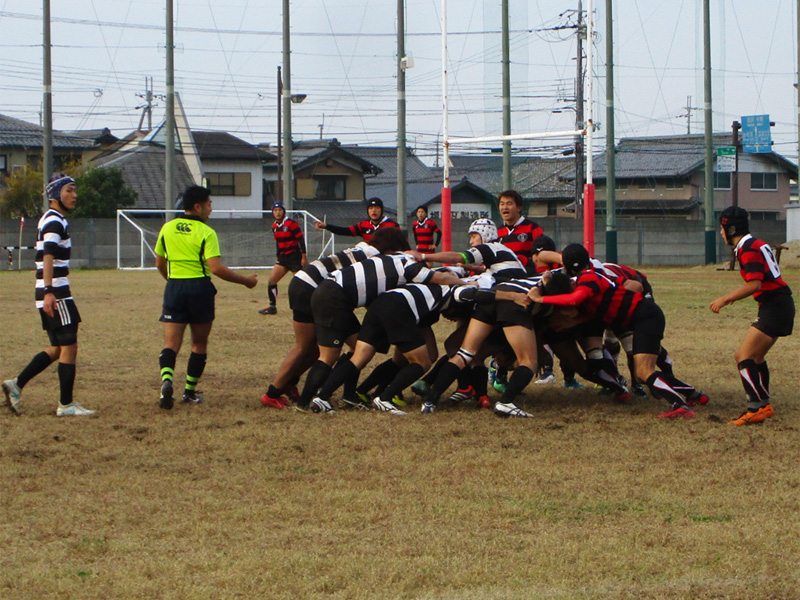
[0,167,44,218]
[73,166,137,218]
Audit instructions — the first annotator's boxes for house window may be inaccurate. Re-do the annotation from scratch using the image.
[0,155,6,174]
[713,172,731,190]
[205,172,251,196]
[547,201,558,216]
[750,173,777,191]
[665,178,684,189]
[637,178,655,190]
[313,176,346,200]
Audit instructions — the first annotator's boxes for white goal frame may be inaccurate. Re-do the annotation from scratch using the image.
[116,209,336,270]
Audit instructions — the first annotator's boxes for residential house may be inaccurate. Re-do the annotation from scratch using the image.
[0,113,95,180]
[281,139,385,224]
[579,134,798,220]
[192,130,274,216]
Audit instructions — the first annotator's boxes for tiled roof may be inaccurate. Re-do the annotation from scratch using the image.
[585,134,798,180]
[193,131,274,162]
[93,144,195,210]
[0,113,96,150]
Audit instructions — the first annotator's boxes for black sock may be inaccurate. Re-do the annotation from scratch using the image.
[268,284,278,306]
[267,384,283,399]
[586,358,625,393]
[501,366,533,403]
[185,352,207,393]
[421,355,448,385]
[738,359,766,408]
[357,359,400,394]
[17,351,54,388]
[160,348,177,383]
[427,361,462,404]
[58,362,76,406]
[319,360,358,401]
[757,361,770,401]
[379,363,425,404]
[471,364,488,396]
[456,366,471,390]
[299,360,332,407]
[657,347,674,377]
[645,372,687,408]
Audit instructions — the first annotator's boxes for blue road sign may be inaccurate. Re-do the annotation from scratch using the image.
[741,114,772,153]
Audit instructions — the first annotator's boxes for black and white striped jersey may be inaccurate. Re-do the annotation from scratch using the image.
[461,242,527,282]
[293,241,380,291]
[384,282,453,324]
[331,252,434,308]
[35,209,72,308]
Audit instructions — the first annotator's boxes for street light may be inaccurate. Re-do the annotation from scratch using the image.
[276,65,306,205]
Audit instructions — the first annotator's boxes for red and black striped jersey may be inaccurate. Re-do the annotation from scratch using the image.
[412,217,441,251]
[735,234,791,301]
[496,217,544,268]
[327,216,401,242]
[272,218,305,256]
[541,268,643,331]
[592,259,653,297]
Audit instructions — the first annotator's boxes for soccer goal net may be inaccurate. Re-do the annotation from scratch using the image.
[116,209,335,270]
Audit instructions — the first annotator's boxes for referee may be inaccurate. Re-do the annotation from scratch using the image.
[155,185,258,409]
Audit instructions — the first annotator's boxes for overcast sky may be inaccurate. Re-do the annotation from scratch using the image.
[0,0,797,163]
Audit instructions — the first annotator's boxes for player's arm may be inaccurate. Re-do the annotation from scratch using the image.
[316,222,356,236]
[417,250,472,264]
[434,226,442,247]
[292,221,308,265]
[529,285,592,306]
[41,253,56,317]
[709,279,761,313]
[156,255,168,281]
[206,256,258,289]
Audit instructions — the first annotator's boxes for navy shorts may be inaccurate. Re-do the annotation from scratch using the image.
[631,299,665,356]
[39,298,81,346]
[753,291,795,338]
[311,280,360,348]
[277,252,303,273]
[160,278,217,324]
[358,294,425,354]
[288,278,315,323]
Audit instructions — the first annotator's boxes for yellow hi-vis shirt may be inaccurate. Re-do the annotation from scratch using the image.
[155,215,221,279]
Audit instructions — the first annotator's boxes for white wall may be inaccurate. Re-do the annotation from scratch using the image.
[786,203,800,242]
[204,159,263,219]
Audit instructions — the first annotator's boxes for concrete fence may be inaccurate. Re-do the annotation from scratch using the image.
[1,216,789,271]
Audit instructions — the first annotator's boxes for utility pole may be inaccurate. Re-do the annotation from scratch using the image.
[797,0,800,170]
[282,0,294,210]
[702,0,715,263]
[136,77,154,132]
[397,0,408,231]
[276,66,283,204]
[501,0,512,190]
[165,0,175,215]
[605,0,617,263]
[575,0,585,220]
[42,0,53,213]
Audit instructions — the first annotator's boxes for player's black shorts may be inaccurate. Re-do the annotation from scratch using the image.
[288,278,314,323]
[472,299,534,330]
[277,252,303,273]
[310,280,360,348]
[753,291,795,338]
[39,298,81,346]
[630,299,665,356]
[160,278,216,324]
[358,294,425,354]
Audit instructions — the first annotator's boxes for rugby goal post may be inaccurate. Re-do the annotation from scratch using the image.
[116,209,335,270]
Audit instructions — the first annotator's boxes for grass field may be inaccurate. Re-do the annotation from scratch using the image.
[1,267,799,600]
